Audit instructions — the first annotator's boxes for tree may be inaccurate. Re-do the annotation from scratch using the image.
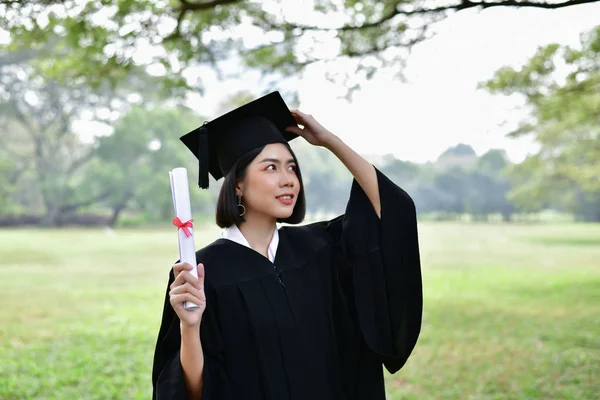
[0,67,108,225]
[482,25,600,221]
[90,105,209,225]
[477,149,509,176]
[0,45,169,225]
[1,0,596,92]
[433,168,471,215]
[435,143,478,171]
[476,149,513,221]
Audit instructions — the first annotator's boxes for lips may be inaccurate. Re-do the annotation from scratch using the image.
[276,194,295,205]
[276,194,294,200]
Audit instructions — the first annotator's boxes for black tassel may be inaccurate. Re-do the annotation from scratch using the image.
[198,123,209,189]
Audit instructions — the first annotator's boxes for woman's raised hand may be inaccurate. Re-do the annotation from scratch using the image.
[285,109,337,148]
[169,262,206,328]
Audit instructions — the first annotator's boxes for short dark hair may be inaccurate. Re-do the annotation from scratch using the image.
[215,143,306,228]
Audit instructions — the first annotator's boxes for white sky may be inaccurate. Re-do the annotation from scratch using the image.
[187,3,600,163]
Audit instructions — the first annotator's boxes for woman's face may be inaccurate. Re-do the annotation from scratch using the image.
[237,143,301,222]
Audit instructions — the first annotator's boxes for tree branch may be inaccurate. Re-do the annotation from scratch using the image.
[166,0,244,41]
[59,190,113,213]
[450,0,599,11]
[9,99,37,141]
[179,0,243,12]
[164,9,188,41]
[0,0,67,4]
[277,0,600,32]
[66,151,94,175]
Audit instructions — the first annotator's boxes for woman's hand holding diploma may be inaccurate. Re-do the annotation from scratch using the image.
[171,261,207,397]
[169,262,206,328]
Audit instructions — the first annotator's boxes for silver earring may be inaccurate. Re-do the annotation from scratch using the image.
[237,194,246,217]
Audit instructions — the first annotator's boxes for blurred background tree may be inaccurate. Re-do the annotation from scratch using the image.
[482,25,600,221]
[0,1,598,225]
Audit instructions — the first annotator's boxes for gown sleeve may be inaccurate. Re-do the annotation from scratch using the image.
[326,167,423,374]
[152,268,230,400]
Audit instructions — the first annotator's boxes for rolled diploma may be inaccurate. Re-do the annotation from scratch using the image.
[169,167,199,310]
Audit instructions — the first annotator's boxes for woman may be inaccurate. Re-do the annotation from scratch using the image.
[152,92,422,400]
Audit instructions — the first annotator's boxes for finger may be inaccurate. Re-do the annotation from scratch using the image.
[173,262,193,278]
[170,282,205,300]
[173,270,200,290]
[171,270,185,289]
[293,114,307,125]
[170,268,197,290]
[169,284,203,301]
[291,109,311,121]
[289,110,306,121]
[196,264,205,292]
[170,292,204,309]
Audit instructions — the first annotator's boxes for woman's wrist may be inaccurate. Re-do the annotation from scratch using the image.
[181,321,201,338]
[322,132,341,151]
[180,321,203,363]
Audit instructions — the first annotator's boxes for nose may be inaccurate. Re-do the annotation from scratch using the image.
[281,171,294,188]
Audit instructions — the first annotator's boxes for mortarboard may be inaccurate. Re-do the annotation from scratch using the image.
[180,91,299,189]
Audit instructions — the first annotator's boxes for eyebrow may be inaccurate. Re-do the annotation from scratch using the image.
[259,158,296,164]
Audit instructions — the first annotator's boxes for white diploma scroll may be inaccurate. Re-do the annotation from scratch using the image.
[169,167,200,310]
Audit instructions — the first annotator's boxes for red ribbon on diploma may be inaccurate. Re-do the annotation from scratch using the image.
[172,217,194,237]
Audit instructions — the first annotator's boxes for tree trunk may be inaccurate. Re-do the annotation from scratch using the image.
[502,211,512,222]
[108,191,133,227]
[40,203,63,226]
[108,203,127,227]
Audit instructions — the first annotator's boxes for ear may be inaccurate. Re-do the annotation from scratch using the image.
[236,180,244,197]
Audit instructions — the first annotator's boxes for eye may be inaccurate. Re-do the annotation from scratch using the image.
[266,164,276,171]
[288,165,297,172]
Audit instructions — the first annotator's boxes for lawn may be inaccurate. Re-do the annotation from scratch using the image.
[0,223,598,399]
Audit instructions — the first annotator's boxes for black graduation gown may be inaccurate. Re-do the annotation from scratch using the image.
[152,168,422,400]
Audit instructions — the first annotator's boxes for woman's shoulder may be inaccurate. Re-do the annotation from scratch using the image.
[194,238,234,262]
[191,238,242,287]
[280,215,344,248]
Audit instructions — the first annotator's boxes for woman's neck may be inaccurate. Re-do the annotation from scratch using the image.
[237,214,277,258]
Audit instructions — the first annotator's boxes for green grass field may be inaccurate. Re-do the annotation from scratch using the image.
[1,223,599,399]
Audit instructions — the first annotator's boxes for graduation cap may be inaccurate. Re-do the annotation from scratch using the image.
[180,91,299,189]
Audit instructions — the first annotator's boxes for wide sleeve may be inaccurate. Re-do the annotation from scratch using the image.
[326,167,423,374]
[152,268,230,400]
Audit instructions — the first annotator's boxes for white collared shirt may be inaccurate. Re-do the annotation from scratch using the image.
[220,224,279,263]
